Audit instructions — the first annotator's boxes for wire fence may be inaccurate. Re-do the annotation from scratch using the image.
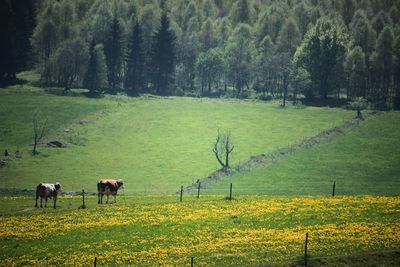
[28,249,307,267]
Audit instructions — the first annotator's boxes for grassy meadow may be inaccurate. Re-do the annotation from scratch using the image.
[1,77,400,266]
[205,112,400,196]
[0,83,352,194]
[0,196,399,266]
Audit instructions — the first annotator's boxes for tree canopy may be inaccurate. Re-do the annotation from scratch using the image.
[2,0,400,109]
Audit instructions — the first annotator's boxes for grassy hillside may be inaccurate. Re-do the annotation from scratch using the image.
[205,112,400,196]
[0,196,399,266]
[0,85,352,194]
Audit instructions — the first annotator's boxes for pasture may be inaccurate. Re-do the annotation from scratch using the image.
[0,196,399,266]
[0,84,352,194]
[205,112,400,196]
[1,81,400,266]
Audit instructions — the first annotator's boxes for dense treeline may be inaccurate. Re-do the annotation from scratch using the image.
[3,0,400,108]
[0,0,36,86]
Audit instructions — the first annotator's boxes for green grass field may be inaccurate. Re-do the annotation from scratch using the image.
[0,84,352,194]
[0,196,399,266]
[1,78,400,266]
[205,112,400,196]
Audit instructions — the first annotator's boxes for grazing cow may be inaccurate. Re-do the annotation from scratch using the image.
[97,179,124,204]
[35,183,62,209]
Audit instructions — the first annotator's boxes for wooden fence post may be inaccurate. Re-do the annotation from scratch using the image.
[332,181,336,197]
[191,256,194,267]
[304,232,308,267]
[229,183,233,200]
[82,189,86,209]
[180,185,183,202]
[94,257,97,267]
[197,182,201,199]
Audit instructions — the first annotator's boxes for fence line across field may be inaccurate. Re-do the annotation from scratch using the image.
[65,180,400,209]
[34,249,306,267]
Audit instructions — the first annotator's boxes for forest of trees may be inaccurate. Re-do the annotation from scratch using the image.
[2,0,400,109]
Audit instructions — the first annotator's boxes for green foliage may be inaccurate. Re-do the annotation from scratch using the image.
[199,18,216,51]
[348,96,368,112]
[230,0,250,25]
[195,48,224,94]
[226,23,255,96]
[104,16,123,93]
[83,43,108,95]
[125,21,144,95]
[344,46,366,98]
[295,18,348,99]
[51,38,89,90]
[151,13,176,94]
[374,26,394,102]
[349,10,376,58]
[290,67,311,104]
[22,0,400,105]
[254,35,275,95]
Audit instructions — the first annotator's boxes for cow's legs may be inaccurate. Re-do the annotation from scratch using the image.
[40,197,43,208]
[35,195,38,208]
[98,193,101,204]
[45,196,48,208]
[100,193,103,204]
[53,196,57,209]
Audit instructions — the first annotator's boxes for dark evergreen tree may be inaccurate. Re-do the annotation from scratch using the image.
[371,11,392,35]
[12,0,36,77]
[340,0,356,25]
[125,21,144,96]
[230,0,250,25]
[104,16,123,93]
[0,0,35,85]
[344,46,366,98]
[375,26,394,104]
[350,10,376,96]
[0,0,16,84]
[151,13,176,94]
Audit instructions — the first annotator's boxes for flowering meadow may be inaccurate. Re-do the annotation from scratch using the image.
[0,195,399,266]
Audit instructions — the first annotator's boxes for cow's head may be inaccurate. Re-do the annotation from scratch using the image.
[117,179,124,189]
[55,182,62,192]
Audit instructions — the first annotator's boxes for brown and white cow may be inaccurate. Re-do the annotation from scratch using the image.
[35,183,62,209]
[97,179,124,204]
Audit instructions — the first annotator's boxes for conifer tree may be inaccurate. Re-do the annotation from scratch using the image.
[375,26,394,103]
[125,21,144,96]
[151,13,176,94]
[104,16,123,93]
[344,46,366,98]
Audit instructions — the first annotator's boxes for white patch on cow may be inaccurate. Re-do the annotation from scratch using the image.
[42,183,56,197]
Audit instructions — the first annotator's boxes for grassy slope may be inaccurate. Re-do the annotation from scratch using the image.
[0,85,351,194]
[206,112,400,196]
[0,196,399,266]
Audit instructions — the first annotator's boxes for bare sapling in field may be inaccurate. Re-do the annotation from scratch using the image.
[32,112,48,155]
[213,130,234,172]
